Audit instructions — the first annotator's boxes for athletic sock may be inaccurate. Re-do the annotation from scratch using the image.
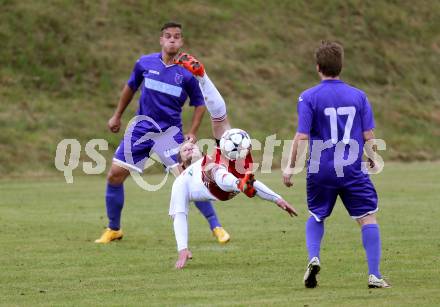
[361,224,382,278]
[106,183,124,230]
[306,216,324,261]
[194,201,221,230]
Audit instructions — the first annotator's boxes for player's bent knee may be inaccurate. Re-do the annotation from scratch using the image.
[357,213,377,226]
[107,164,129,185]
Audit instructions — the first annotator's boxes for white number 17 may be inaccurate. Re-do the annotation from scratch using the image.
[324,106,356,144]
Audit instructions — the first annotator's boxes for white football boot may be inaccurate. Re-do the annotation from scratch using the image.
[304,257,321,288]
[368,274,391,288]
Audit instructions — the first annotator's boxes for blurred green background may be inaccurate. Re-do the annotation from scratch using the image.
[1,0,439,175]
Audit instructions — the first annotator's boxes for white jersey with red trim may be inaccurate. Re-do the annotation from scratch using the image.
[201,148,253,201]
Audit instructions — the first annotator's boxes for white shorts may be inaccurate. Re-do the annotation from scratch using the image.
[169,159,217,216]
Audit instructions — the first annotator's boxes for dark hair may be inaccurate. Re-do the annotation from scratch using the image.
[315,40,344,77]
[161,21,182,32]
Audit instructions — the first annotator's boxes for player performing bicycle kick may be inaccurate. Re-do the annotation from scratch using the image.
[172,53,298,269]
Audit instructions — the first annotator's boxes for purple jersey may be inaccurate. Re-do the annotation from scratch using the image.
[297,80,375,186]
[127,52,204,131]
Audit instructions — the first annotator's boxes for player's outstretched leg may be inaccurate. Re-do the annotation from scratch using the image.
[194,201,230,244]
[304,216,324,288]
[197,73,231,140]
[95,163,128,243]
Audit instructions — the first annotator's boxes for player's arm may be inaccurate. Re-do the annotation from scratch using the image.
[184,75,207,142]
[282,132,309,187]
[363,129,376,169]
[211,167,297,217]
[186,105,206,142]
[362,94,377,168]
[252,180,297,217]
[108,85,135,133]
[283,93,312,187]
[173,212,192,269]
[170,177,192,269]
[108,58,143,133]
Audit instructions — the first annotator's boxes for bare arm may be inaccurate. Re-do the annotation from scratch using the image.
[282,132,309,187]
[211,166,297,216]
[253,180,298,217]
[363,129,375,142]
[363,129,376,168]
[185,105,206,142]
[108,85,136,133]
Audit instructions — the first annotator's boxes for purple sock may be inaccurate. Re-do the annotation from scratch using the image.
[306,216,324,261]
[194,201,221,230]
[361,224,382,278]
[106,183,124,230]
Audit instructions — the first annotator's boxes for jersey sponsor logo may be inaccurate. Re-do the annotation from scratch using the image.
[163,147,180,158]
[174,73,183,85]
[148,70,160,75]
[144,78,182,97]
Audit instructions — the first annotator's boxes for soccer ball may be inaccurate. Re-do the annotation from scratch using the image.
[219,128,251,160]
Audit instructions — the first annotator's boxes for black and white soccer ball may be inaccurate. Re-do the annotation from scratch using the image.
[219,128,251,160]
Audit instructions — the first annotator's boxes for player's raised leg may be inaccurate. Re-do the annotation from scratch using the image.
[197,73,231,139]
[174,52,231,140]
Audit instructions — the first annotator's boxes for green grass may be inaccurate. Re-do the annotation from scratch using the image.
[1,1,440,175]
[1,162,439,306]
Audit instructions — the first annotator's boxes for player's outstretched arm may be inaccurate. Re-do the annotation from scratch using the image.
[253,180,298,217]
[211,167,297,217]
[274,198,298,217]
[173,212,192,269]
[175,248,192,269]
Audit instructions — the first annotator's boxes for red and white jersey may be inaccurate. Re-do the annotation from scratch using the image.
[201,148,253,201]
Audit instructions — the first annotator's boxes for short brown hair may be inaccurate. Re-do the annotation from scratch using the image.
[315,40,344,77]
[161,21,182,32]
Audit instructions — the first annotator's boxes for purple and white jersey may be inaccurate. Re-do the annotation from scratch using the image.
[297,80,375,186]
[127,52,205,131]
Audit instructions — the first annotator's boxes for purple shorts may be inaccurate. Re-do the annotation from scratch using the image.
[307,176,378,221]
[113,123,184,173]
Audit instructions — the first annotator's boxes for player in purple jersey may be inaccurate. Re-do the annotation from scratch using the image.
[282,41,390,288]
[95,22,230,245]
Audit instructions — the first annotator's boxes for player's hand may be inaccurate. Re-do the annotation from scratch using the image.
[184,133,197,143]
[282,171,294,187]
[108,115,121,133]
[175,248,193,269]
[367,158,375,169]
[275,198,298,217]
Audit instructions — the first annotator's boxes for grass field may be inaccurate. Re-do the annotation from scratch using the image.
[1,162,439,306]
